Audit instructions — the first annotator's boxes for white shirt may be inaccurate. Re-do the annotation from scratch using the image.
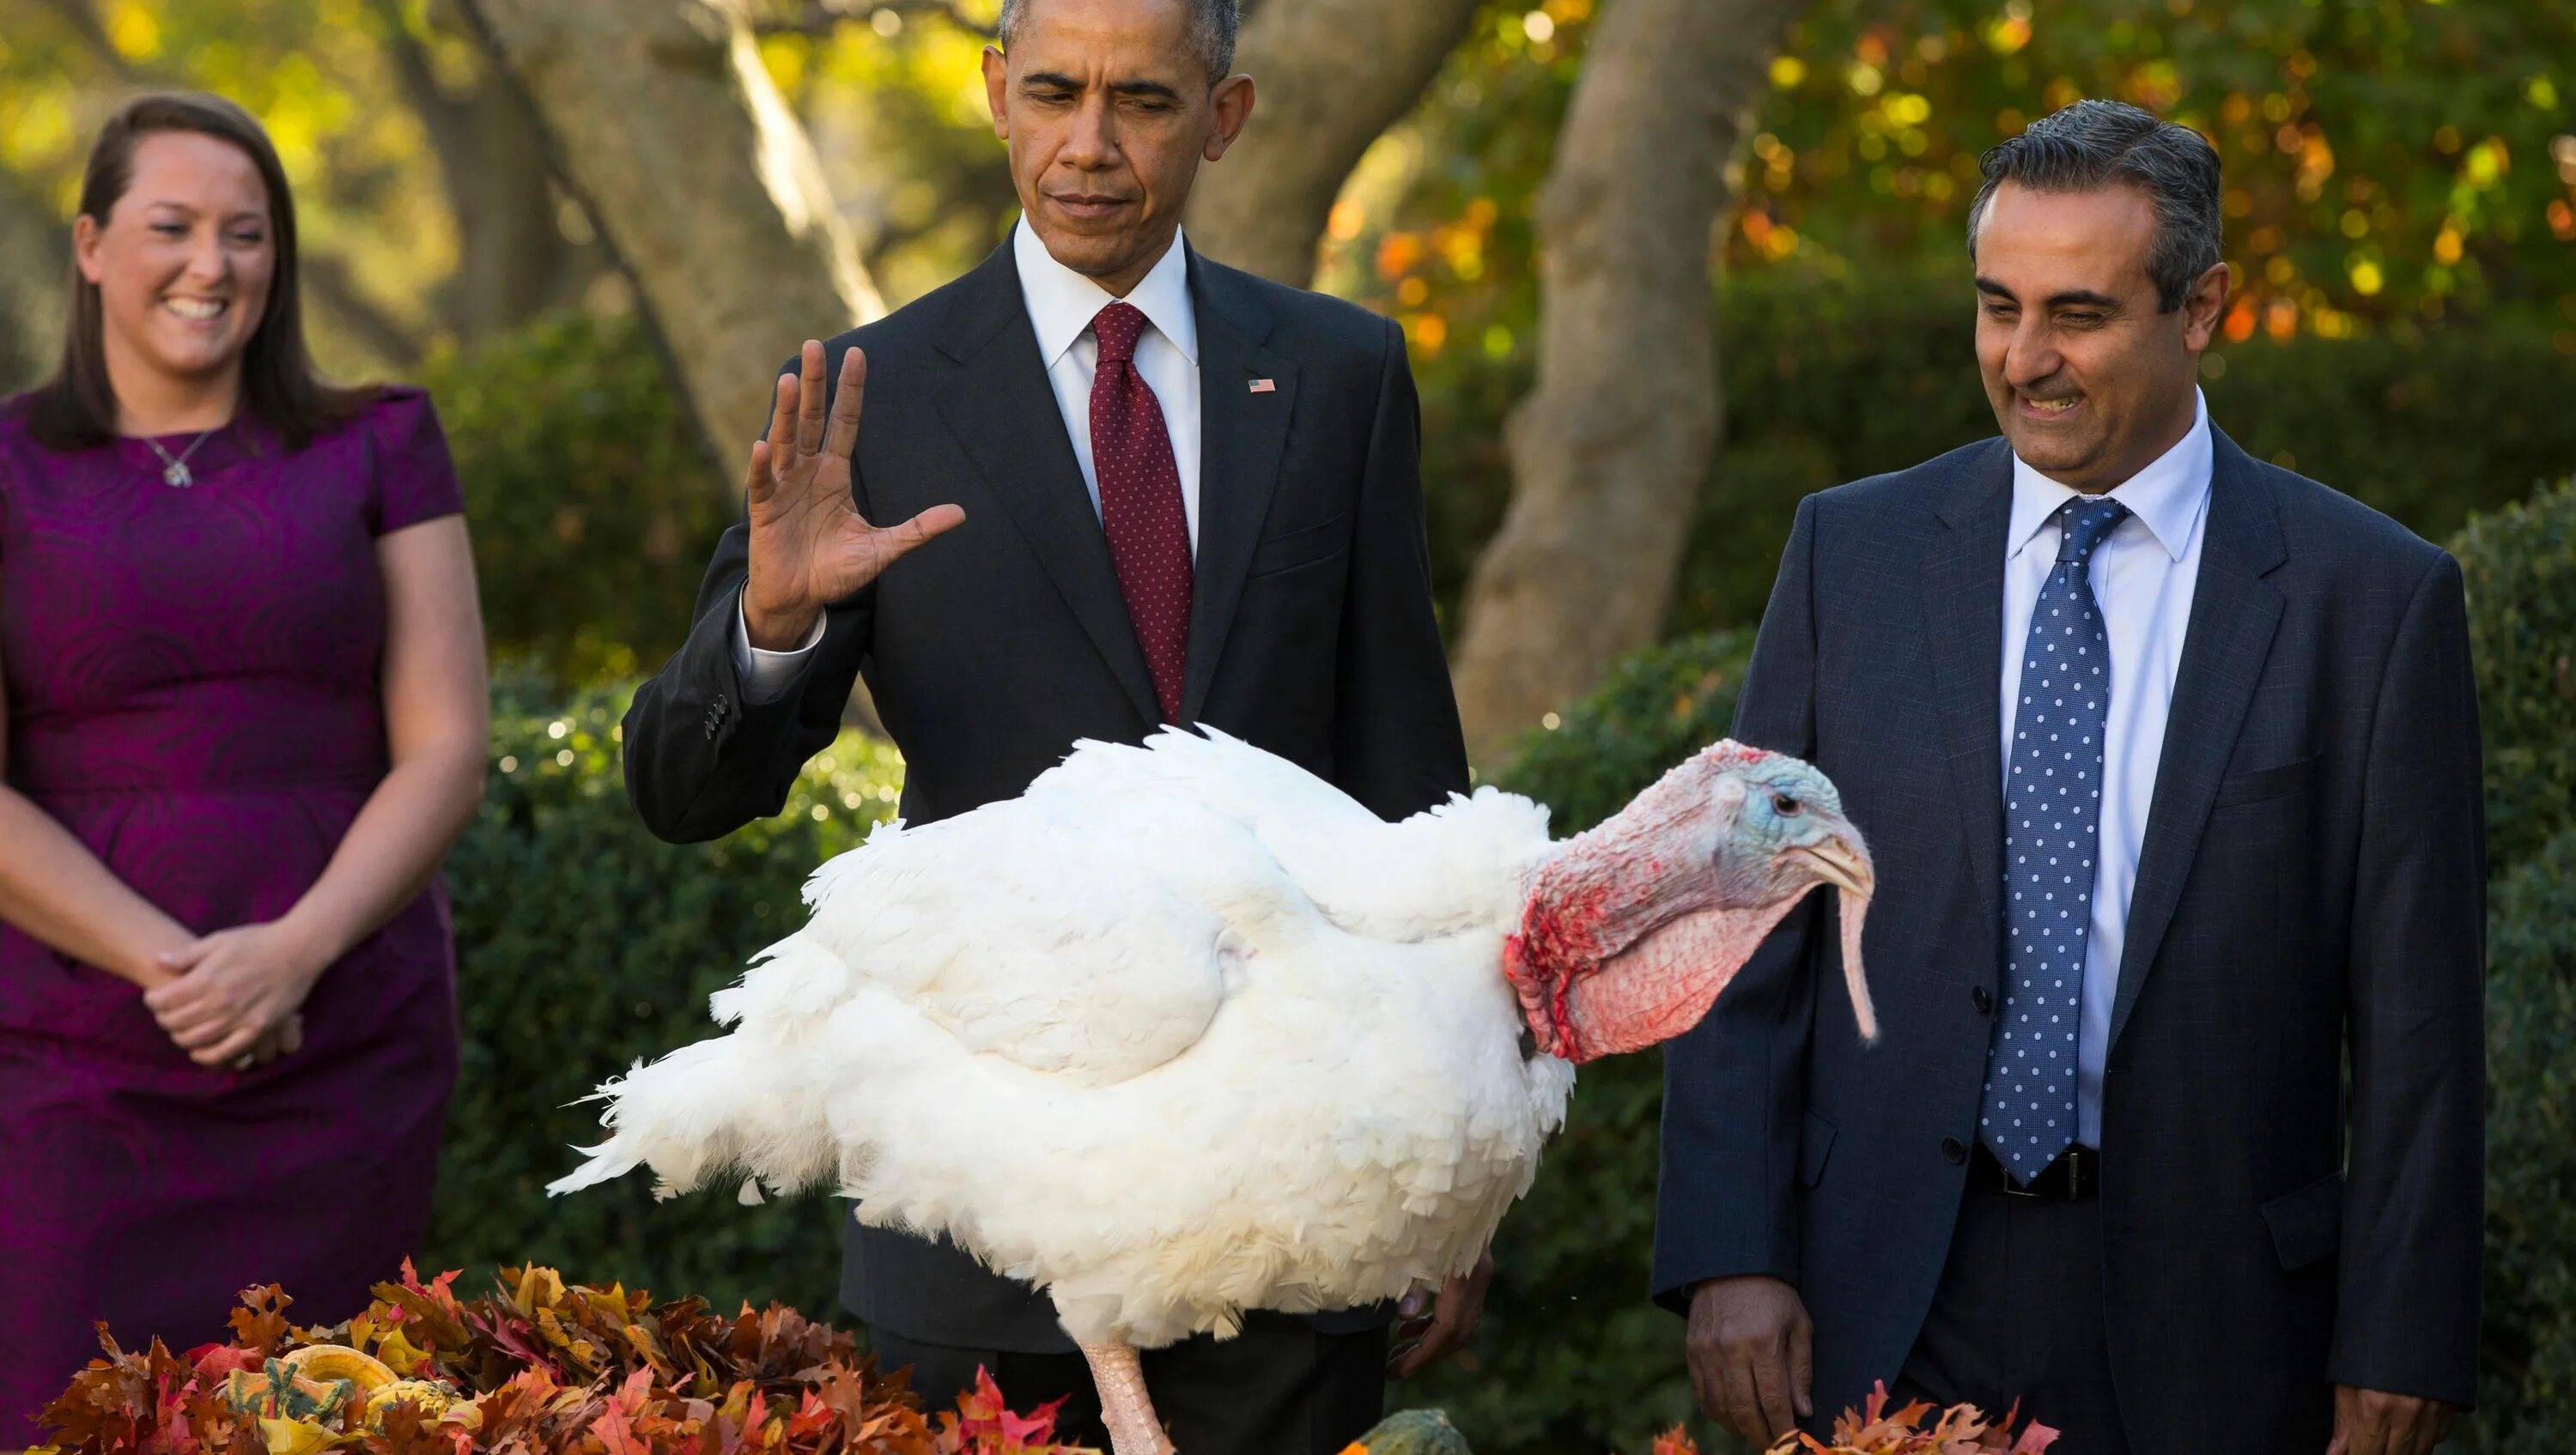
[732,218,1203,698]
[2000,389,2212,1149]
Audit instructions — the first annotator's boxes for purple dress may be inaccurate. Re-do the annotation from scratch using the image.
[0,389,463,1440]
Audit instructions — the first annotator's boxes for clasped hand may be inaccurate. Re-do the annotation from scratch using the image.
[740,341,963,651]
[143,921,324,1070]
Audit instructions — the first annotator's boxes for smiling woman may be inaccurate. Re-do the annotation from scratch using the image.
[0,92,488,1442]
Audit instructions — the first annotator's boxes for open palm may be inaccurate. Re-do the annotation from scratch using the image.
[743,340,963,647]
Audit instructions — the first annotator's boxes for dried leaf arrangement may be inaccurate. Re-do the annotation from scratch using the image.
[35,1264,1096,1455]
[1649,1382,2060,1455]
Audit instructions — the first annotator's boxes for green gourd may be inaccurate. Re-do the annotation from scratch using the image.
[1346,1409,1474,1455]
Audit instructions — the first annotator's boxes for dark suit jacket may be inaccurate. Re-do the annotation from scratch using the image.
[623,239,1469,1350]
[1652,430,2485,1449]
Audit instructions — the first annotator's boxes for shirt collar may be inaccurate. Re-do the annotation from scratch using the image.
[1013,215,1199,370]
[2007,388,2213,563]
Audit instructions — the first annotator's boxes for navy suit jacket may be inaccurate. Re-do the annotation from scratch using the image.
[623,240,1468,1350]
[1652,430,2485,1449]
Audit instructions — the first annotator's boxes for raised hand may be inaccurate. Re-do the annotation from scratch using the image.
[742,340,965,650]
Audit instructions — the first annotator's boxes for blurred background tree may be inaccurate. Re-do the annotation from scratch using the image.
[3,0,2572,1447]
[5,0,2566,712]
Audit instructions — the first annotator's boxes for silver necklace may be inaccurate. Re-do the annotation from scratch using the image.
[143,426,219,488]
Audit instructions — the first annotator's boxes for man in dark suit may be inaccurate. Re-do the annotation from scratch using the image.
[621,0,1479,1448]
[1655,101,2482,1455]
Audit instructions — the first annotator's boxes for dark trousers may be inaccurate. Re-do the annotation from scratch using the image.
[868,1314,1388,1455]
[1895,1157,2132,1455]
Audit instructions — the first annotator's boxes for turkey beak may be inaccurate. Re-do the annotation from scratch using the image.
[1795,836,1874,898]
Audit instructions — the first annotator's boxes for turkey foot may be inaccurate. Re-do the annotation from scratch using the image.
[1077,1339,1175,1455]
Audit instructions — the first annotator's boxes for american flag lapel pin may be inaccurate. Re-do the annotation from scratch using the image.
[1248,378,1276,393]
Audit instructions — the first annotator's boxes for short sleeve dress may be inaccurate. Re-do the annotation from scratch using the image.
[0,388,465,1441]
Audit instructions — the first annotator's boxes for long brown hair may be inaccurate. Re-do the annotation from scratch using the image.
[25,91,372,452]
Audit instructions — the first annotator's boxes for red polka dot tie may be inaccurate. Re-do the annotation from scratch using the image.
[1090,300,1193,723]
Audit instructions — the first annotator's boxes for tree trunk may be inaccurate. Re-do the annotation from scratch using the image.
[0,165,69,396]
[1182,0,1486,285]
[1447,0,1807,762]
[380,0,603,346]
[450,0,885,471]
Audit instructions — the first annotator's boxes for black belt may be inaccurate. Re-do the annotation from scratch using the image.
[1970,1142,2101,1201]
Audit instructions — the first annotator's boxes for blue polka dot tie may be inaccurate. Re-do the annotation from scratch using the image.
[1982,496,2129,1184]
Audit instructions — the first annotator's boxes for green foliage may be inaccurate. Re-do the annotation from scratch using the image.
[2464,828,2576,1451]
[1403,634,1754,1455]
[1487,632,1757,834]
[1418,265,2576,640]
[422,311,729,684]
[421,682,904,1314]
[2456,487,2576,1448]
[2454,479,2576,873]
[1334,0,2576,355]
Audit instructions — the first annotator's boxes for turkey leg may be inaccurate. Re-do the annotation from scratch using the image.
[1077,1339,1175,1455]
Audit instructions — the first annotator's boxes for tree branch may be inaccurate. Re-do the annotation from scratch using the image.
[299,249,430,367]
[1182,0,1487,285]
[750,0,995,40]
[0,162,70,393]
[363,0,479,164]
[33,0,118,61]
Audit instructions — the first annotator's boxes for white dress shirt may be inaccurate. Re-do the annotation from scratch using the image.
[1999,389,2212,1149]
[732,218,1203,700]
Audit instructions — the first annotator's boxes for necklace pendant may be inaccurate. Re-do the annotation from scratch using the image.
[163,461,193,488]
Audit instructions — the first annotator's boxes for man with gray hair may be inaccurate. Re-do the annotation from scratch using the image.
[1655,100,2482,1455]
[622,0,1485,1447]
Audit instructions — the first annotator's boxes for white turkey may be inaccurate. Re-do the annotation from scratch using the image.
[550,727,1877,1455]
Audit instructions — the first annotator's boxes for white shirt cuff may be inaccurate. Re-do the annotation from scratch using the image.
[732,590,825,705]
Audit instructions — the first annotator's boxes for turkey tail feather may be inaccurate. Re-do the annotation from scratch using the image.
[544,1030,839,1199]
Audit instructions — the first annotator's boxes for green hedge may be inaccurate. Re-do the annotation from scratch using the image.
[2468,827,2576,1449]
[419,682,902,1315]
[423,312,729,684]
[2458,481,2576,874]
[2458,479,2576,1448]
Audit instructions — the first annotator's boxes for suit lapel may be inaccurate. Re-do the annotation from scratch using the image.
[1922,441,2015,949]
[1178,249,1297,724]
[2108,431,2287,1048]
[928,244,1161,726]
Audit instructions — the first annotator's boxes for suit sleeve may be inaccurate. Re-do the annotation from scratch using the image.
[1333,317,1470,819]
[622,353,878,843]
[1652,493,1824,1309]
[2328,549,2485,1406]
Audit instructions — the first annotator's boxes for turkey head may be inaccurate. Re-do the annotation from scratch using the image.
[1505,742,1876,1063]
